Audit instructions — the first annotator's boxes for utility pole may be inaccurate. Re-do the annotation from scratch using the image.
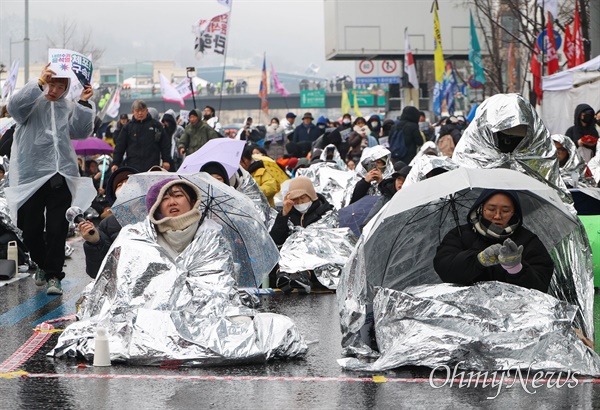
[24,0,29,82]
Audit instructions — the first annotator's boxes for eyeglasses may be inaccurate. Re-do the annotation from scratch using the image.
[483,207,514,217]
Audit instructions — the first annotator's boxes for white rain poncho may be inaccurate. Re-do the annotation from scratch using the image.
[6,80,96,220]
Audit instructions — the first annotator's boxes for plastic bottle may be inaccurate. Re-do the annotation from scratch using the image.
[93,327,111,367]
[7,241,18,277]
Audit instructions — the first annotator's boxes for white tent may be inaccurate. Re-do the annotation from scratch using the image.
[541,56,600,135]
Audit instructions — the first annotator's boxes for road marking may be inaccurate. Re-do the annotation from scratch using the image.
[0,278,81,327]
[0,322,54,372]
[31,295,79,326]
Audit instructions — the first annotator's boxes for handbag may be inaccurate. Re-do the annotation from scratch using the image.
[0,259,16,280]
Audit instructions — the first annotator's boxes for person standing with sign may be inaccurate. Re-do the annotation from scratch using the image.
[7,63,96,295]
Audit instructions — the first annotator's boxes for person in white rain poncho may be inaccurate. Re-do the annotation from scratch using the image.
[6,63,96,295]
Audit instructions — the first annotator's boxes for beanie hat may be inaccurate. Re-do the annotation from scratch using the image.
[200,161,230,185]
[288,176,317,201]
[106,166,139,203]
[287,157,299,170]
[189,109,199,118]
[146,179,202,220]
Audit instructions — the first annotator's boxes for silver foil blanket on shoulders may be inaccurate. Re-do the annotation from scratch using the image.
[49,218,307,365]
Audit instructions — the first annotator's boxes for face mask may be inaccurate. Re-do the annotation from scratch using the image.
[582,113,594,124]
[318,124,326,129]
[343,119,351,125]
[371,121,379,128]
[377,166,387,173]
[294,202,312,213]
[596,119,600,126]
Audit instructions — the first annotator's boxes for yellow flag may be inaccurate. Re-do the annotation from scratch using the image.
[433,5,445,83]
[341,83,351,115]
[352,90,362,117]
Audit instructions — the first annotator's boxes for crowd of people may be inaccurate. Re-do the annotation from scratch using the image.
[1,63,600,304]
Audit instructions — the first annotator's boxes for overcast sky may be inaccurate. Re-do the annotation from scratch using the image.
[0,0,354,77]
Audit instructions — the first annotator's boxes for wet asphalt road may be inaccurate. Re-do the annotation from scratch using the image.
[1,237,600,409]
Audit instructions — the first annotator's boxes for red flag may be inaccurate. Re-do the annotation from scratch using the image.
[564,24,576,68]
[530,42,542,103]
[573,1,585,65]
[258,55,269,115]
[546,13,559,75]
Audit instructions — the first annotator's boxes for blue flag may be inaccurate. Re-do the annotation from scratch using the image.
[469,11,485,84]
[433,82,443,116]
[442,64,458,116]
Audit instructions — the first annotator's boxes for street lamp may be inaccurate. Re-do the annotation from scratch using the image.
[186,67,196,109]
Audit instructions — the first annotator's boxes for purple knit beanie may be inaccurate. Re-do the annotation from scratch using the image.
[146,178,178,214]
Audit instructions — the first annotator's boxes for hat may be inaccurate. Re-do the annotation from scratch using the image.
[316,115,328,125]
[393,160,407,171]
[189,109,199,118]
[287,157,299,170]
[288,176,317,201]
[200,161,230,185]
[302,112,314,120]
[106,166,139,203]
[119,113,129,120]
[294,157,310,170]
[286,112,297,119]
[146,179,202,220]
[392,165,412,179]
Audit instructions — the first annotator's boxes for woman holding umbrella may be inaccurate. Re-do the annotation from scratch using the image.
[433,189,554,293]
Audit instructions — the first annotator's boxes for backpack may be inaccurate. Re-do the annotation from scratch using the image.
[389,127,407,159]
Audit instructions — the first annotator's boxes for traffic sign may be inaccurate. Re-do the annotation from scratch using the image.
[381,60,397,74]
[300,89,326,108]
[536,29,562,52]
[358,60,375,75]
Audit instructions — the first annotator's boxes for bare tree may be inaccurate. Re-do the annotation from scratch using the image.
[46,17,105,62]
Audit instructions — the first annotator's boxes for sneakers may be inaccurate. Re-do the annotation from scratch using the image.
[276,271,311,294]
[34,268,46,286]
[290,271,311,294]
[46,278,63,295]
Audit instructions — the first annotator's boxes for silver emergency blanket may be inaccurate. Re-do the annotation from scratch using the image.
[587,154,600,185]
[551,134,595,188]
[403,154,459,187]
[452,93,594,339]
[278,210,356,289]
[408,141,440,166]
[232,167,277,229]
[339,282,600,376]
[319,144,347,170]
[297,163,355,210]
[50,218,307,365]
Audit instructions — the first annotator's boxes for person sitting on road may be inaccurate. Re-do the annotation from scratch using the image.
[360,166,411,231]
[269,176,334,293]
[347,117,379,162]
[200,161,230,185]
[433,189,554,293]
[240,146,279,207]
[349,155,390,204]
[79,166,139,279]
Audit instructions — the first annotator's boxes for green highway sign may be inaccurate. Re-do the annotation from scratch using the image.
[300,89,326,108]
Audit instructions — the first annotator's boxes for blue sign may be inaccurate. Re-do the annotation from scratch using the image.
[537,29,562,52]
[356,76,400,85]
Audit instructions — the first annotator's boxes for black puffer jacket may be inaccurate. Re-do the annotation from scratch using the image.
[113,114,172,171]
[83,214,122,279]
[433,190,554,293]
[566,103,599,146]
[269,193,333,246]
[390,106,423,164]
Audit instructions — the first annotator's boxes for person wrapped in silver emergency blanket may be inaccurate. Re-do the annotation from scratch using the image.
[50,179,307,365]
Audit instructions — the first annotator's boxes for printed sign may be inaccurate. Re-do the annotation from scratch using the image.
[355,60,401,85]
[300,89,326,108]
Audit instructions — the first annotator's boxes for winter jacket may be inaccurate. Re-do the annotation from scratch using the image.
[83,214,122,279]
[566,103,599,147]
[292,123,321,144]
[438,122,462,145]
[347,131,379,161]
[433,189,554,293]
[269,193,333,246]
[390,106,424,164]
[113,114,172,171]
[359,178,397,231]
[248,160,279,207]
[178,120,220,155]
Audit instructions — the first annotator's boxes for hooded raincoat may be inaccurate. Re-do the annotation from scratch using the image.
[6,79,96,221]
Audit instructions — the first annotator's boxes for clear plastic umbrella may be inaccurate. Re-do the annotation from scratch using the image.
[112,171,279,287]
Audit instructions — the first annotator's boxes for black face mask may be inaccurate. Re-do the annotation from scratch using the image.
[582,113,594,124]
[596,119,600,126]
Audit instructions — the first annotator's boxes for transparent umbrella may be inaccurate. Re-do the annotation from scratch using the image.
[112,171,279,288]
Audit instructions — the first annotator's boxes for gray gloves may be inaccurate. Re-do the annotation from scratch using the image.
[477,243,502,267]
[498,238,523,268]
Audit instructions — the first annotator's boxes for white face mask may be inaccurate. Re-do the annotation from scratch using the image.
[294,202,312,213]
[343,119,351,125]
[371,121,379,128]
